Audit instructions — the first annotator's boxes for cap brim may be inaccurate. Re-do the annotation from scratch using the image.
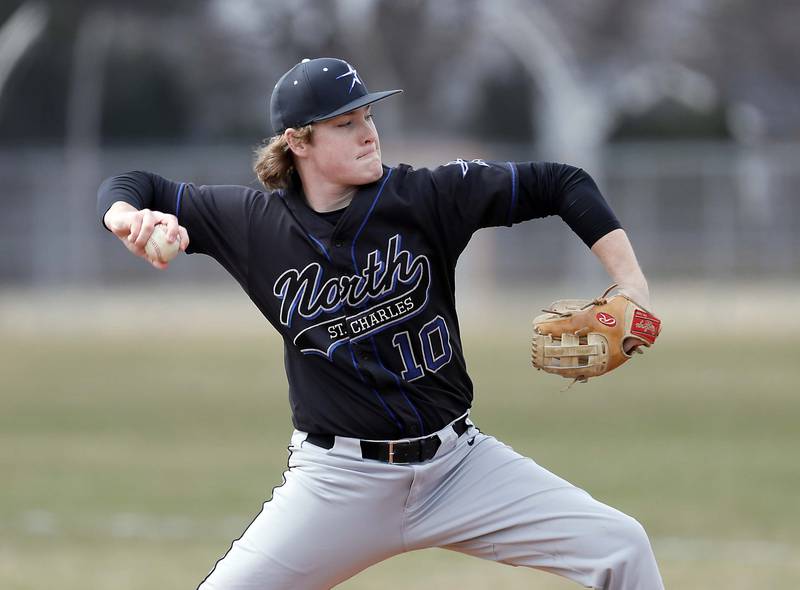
[311,89,403,123]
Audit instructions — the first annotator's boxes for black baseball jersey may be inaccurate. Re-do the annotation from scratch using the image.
[98,159,621,440]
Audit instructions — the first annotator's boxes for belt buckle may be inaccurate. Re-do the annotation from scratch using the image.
[388,440,395,464]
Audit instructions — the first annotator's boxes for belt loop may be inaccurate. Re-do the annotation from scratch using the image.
[438,425,456,449]
[388,440,395,464]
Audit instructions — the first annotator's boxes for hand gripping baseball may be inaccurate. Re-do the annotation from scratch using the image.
[531,284,662,384]
[104,203,189,269]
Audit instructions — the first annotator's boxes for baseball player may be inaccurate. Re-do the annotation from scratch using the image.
[98,58,664,589]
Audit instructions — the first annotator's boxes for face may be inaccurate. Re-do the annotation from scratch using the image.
[291,106,384,188]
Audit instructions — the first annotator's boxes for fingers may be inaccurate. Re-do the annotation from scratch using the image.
[153,212,188,251]
[148,257,169,271]
[126,211,142,245]
[161,214,180,244]
[108,210,187,270]
[177,225,190,251]
[623,336,648,355]
[126,210,186,251]
[131,209,158,249]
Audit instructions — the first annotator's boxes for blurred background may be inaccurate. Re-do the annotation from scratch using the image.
[1,1,798,589]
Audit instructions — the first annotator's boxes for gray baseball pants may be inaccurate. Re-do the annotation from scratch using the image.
[198,414,664,589]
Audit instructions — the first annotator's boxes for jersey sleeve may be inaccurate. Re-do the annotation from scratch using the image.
[97,170,264,290]
[417,160,621,258]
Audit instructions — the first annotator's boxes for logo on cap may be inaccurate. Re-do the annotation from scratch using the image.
[335,62,363,93]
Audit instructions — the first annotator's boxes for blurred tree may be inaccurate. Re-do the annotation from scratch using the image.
[101,50,187,141]
[0,0,201,143]
[706,0,800,139]
[0,1,48,103]
[0,0,798,145]
[611,99,730,141]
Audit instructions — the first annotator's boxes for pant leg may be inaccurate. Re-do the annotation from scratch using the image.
[198,433,412,590]
[404,430,664,590]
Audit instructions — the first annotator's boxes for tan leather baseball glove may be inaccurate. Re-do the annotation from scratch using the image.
[531,285,661,384]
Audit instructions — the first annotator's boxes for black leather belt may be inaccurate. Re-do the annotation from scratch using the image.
[304,415,470,464]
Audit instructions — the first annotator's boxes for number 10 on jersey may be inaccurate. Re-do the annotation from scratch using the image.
[391,315,453,381]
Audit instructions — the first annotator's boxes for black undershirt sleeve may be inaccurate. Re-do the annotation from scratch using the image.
[422,161,622,261]
[97,170,184,229]
[97,170,261,291]
[518,163,622,248]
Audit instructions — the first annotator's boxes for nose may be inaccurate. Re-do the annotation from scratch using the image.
[360,119,377,145]
[361,128,375,145]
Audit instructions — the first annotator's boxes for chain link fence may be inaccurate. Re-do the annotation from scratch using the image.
[1,141,797,290]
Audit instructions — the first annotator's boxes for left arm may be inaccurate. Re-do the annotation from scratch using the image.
[420,160,648,299]
[591,228,654,354]
[590,228,650,309]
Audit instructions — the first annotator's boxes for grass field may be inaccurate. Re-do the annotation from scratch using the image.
[1,286,799,589]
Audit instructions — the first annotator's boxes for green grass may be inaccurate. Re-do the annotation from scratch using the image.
[1,310,799,589]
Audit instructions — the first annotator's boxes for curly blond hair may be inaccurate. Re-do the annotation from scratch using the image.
[253,125,314,190]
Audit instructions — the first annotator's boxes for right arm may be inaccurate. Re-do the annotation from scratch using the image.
[98,171,189,270]
[98,171,263,288]
[103,201,189,270]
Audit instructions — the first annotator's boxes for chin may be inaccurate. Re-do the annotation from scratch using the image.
[355,159,384,185]
[367,160,384,181]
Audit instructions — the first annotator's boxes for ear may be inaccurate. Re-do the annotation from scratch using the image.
[284,129,309,158]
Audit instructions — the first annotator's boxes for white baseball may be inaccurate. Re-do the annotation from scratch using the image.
[145,224,181,263]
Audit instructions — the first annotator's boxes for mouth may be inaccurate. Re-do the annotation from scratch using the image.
[356,149,379,160]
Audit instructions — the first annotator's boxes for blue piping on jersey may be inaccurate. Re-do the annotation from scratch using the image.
[351,168,393,272]
[347,167,417,435]
[349,341,403,434]
[175,182,186,218]
[307,234,332,262]
[506,162,518,227]
[277,193,331,261]
[370,336,425,435]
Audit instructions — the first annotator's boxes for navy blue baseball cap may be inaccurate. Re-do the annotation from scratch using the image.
[270,58,402,134]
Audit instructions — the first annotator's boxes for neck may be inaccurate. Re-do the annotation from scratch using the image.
[296,169,356,213]
[305,187,356,213]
